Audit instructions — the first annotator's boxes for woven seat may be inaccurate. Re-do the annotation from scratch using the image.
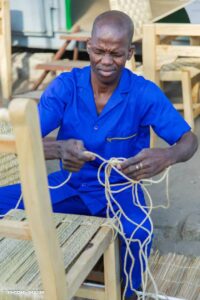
[0,98,121,300]
[0,121,19,186]
[148,251,200,300]
[0,209,107,299]
[109,0,152,41]
[161,57,200,72]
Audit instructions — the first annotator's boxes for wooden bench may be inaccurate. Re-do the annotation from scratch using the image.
[0,98,121,300]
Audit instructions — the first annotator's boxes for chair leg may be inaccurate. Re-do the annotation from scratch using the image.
[192,82,200,104]
[104,238,121,300]
[181,70,194,130]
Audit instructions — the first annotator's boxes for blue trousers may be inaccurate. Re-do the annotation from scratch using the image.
[0,182,152,297]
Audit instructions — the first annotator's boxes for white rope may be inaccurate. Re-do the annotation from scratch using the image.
[0,194,23,218]
[0,173,72,217]
[0,151,171,300]
[85,151,170,300]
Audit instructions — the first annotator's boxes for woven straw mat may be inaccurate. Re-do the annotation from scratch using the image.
[0,121,20,186]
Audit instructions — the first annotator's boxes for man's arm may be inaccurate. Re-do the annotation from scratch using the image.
[120,131,198,181]
[43,138,95,172]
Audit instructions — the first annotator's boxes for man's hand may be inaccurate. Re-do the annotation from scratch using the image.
[43,138,95,172]
[58,139,95,172]
[120,131,198,181]
[120,148,171,181]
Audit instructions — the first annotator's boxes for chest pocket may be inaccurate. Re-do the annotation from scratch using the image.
[106,131,137,142]
[106,130,138,157]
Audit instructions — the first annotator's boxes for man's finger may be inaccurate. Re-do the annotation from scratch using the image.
[62,163,82,172]
[78,151,96,162]
[122,161,147,176]
[134,173,150,181]
[62,159,84,168]
[120,154,143,170]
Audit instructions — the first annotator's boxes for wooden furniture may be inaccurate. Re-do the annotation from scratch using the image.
[109,0,193,41]
[0,98,121,300]
[33,33,90,91]
[143,23,200,130]
[36,59,89,73]
[0,0,12,101]
[66,0,192,34]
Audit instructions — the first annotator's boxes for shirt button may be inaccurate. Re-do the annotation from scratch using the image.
[94,125,99,130]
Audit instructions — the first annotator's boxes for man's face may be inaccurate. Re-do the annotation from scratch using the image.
[87,25,133,84]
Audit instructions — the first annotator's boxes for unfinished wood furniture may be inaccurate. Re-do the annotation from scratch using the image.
[143,23,200,130]
[109,0,193,41]
[109,0,193,76]
[36,59,89,73]
[0,98,121,300]
[33,33,90,91]
[0,0,12,101]
[27,0,194,98]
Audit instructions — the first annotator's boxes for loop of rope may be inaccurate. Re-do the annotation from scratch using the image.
[0,151,171,300]
[86,151,170,300]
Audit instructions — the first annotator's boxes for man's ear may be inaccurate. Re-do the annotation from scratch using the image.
[87,38,91,54]
[127,44,135,60]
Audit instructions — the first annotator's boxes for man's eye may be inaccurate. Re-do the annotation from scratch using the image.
[93,49,103,55]
[112,53,123,57]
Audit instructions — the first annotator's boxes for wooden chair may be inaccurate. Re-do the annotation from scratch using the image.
[32,33,90,91]
[109,0,193,79]
[108,0,193,41]
[0,98,121,300]
[0,0,12,101]
[143,23,200,130]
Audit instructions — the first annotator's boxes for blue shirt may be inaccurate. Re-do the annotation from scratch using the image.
[38,66,190,214]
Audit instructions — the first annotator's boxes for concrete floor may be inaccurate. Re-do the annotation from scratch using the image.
[150,116,200,256]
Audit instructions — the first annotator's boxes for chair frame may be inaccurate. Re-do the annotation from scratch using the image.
[143,23,200,130]
[0,0,12,101]
[0,98,121,300]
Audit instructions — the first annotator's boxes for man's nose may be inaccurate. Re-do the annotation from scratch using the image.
[101,53,113,65]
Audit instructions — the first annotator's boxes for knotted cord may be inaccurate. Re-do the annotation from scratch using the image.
[85,151,170,300]
[0,151,171,300]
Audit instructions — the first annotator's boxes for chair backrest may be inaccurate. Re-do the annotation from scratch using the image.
[109,0,152,41]
[0,99,67,300]
[0,0,12,101]
[142,23,200,84]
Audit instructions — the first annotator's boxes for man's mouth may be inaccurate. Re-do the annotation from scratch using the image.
[98,69,115,77]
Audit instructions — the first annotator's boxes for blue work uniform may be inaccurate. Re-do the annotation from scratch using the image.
[0,66,190,296]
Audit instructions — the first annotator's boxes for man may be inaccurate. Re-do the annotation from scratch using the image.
[0,10,198,300]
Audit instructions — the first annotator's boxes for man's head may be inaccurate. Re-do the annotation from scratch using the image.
[87,10,134,85]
